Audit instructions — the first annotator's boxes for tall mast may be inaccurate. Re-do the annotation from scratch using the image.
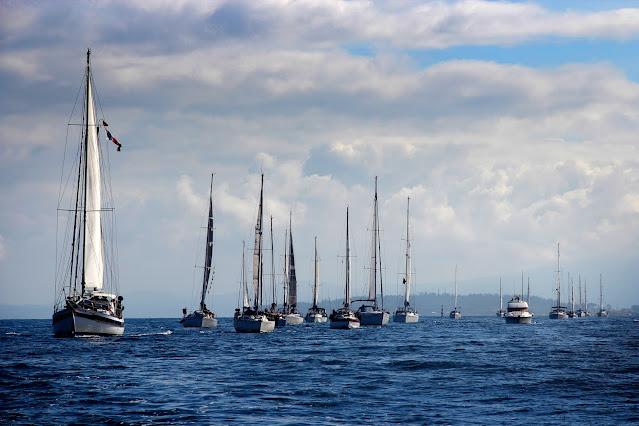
[527,278,530,304]
[288,211,297,310]
[600,274,603,311]
[242,241,249,309]
[200,174,215,310]
[557,243,561,309]
[313,236,319,307]
[368,176,378,303]
[584,279,587,312]
[454,264,458,310]
[283,228,288,309]
[404,197,411,307]
[252,174,264,311]
[345,206,351,309]
[80,48,91,296]
[499,278,502,311]
[270,216,275,307]
[579,275,582,310]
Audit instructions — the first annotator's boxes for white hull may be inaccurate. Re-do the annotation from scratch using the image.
[285,313,304,325]
[597,310,608,317]
[305,313,328,323]
[449,310,461,319]
[182,312,218,328]
[505,313,533,324]
[234,314,274,333]
[393,311,419,323]
[329,309,360,329]
[53,306,124,337]
[549,311,568,319]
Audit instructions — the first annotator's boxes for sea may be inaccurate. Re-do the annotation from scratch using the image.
[1,316,638,425]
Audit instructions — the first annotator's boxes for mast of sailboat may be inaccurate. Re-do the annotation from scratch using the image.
[599,274,603,312]
[345,206,351,309]
[454,264,458,310]
[270,216,275,308]
[584,279,587,312]
[252,174,264,311]
[288,211,297,311]
[313,236,319,308]
[200,173,214,311]
[557,243,561,309]
[283,228,288,310]
[404,197,411,307]
[499,278,503,311]
[579,275,582,311]
[80,48,91,296]
[527,277,530,304]
[369,176,378,305]
[242,241,249,309]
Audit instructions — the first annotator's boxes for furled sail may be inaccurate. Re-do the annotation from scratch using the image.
[288,214,297,308]
[200,176,214,310]
[252,175,264,309]
[368,177,378,302]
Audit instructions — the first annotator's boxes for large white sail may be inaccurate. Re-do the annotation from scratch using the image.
[252,175,264,308]
[83,73,103,293]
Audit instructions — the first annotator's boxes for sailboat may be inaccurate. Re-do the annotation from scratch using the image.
[356,177,390,326]
[449,265,461,319]
[305,237,327,323]
[267,216,286,327]
[393,197,418,323]
[329,207,361,329]
[597,274,608,317]
[567,275,578,318]
[549,243,568,319]
[283,212,303,325]
[584,279,592,316]
[52,48,124,337]
[233,174,275,333]
[496,278,505,317]
[181,174,218,328]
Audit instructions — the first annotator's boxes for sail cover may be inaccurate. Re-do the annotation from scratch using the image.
[83,77,104,292]
[252,175,263,308]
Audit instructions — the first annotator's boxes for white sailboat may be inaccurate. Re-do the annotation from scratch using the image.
[584,279,591,316]
[267,216,286,327]
[576,275,586,317]
[52,49,124,337]
[496,278,505,317]
[329,207,361,329]
[449,265,461,319]
[305,237,327,323]
[598,274,608,317]
[283,212,303,325]
[393,197,418,323]
[356,177,390,326]
[181,174,218,328]
[549,243,568,319]
[233,174,275,333]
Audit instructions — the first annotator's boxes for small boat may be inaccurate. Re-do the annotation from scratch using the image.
[576,275,587,317]
[393,197,418,323]
[305,237,328,323]
[355,177,390,326]
[449,265,461,319]
[549,243,568,319]
[266,217,286,327]
[567,282,578,318]
[181,174,218,328]
[329,207,360,329]
[597,274,608,317]
[233,175,275,333]
[496,278,505,317]
[52,49,124,337]
[504,295,533,324]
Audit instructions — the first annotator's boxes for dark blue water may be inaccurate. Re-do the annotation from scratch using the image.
[1,317,638,425]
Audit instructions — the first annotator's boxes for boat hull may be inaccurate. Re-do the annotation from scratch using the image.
[357,309,389,326]
[393,311,419,323]
[597,310,608,317]
[285,313,304,325]
[505,314,532,324]
[305,313,328,323]
[182,313,218,328]
[52,306,124,337]
[449,311,461,319]
[329,309,360,329]
[549,311,569,319]
[233,315,275,333]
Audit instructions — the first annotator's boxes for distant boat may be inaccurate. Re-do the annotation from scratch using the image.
[305,237,327,323]
[496,278,505,317]
[233,174,275,333]
[52,49,124,337]
[505,273,532,323]
[355,177,390,326]
[283,212,304,325]
[597,274,608,317]
[449,265,461,319]
[567,283,578,318]
[549,243,568,319]
[583,279,591,316]
[393,197,418,323]
[181,174,218,328]
[576,275,587,317]
[329,207,360,329]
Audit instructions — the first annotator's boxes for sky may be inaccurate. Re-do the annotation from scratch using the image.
[1,0,638,317]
